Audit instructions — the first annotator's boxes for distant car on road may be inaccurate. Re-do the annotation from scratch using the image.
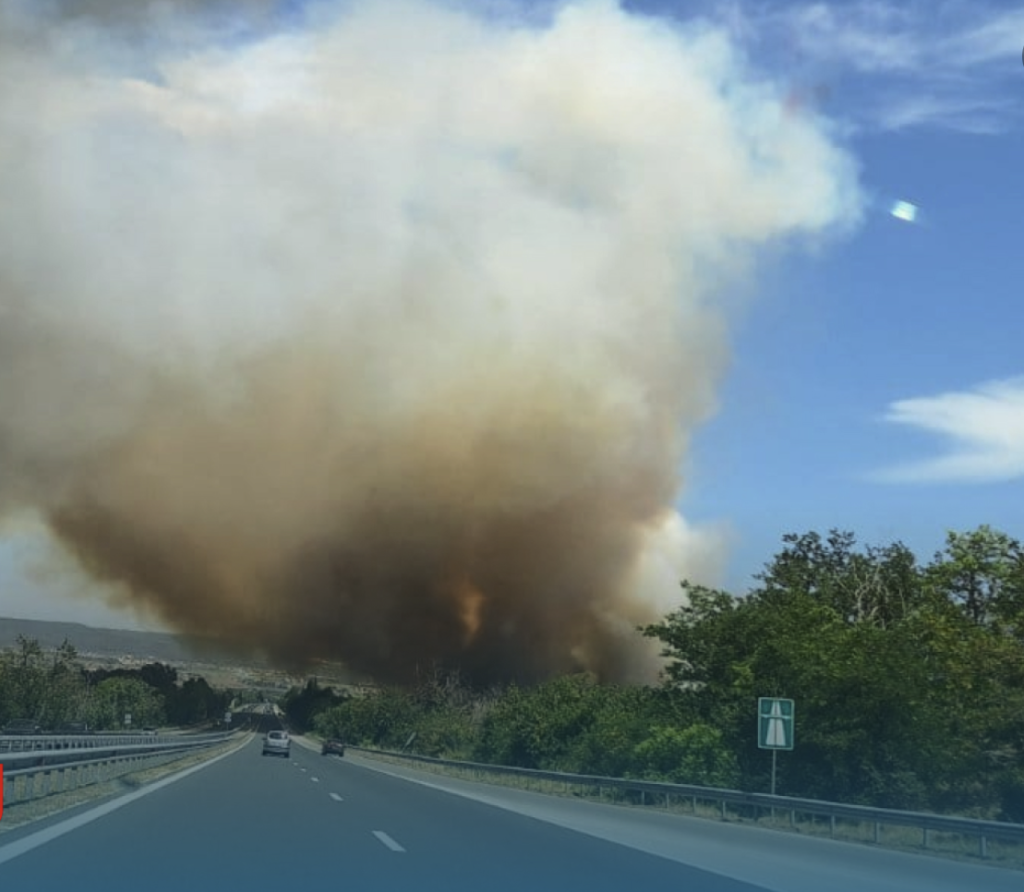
[262,730,290,758]
[321,738,345,757]
[3,719,41,735]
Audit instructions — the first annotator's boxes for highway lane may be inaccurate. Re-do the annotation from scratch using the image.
[0,735,767,892]
[341,749,1024,892]
[2,733,1022,892]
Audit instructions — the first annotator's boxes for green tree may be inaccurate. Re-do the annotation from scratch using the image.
[90,677,164,730]
[42,639,90,728]
[631,723,739,787]
[644,529,1024,813]
[281,679,348,733]
[563,685,673,778]
[168,676,229,726]
[926,526,1024,630]
[315,686,419,749]
[474,674,607,770]
[754,530,928,628]
[0,636,51,725]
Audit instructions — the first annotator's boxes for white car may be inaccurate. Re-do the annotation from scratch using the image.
[262,730,290,758]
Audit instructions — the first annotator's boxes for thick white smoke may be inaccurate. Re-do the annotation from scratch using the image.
[0,0,859,683]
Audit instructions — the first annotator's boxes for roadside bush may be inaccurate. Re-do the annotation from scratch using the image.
[474,674,604,769]
[631,723,739,788]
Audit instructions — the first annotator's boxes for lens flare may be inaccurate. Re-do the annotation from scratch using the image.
[890,200,919,223]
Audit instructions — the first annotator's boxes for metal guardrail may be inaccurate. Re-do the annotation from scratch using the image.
[0,732,218,754]
[1,731,239,808]
[350,746,1024,859]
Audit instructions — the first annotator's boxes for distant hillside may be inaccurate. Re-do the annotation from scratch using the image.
[0,616,239,664]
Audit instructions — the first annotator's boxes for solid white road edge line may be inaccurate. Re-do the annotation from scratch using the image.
[372,831,405,852]
[0,735,249,868]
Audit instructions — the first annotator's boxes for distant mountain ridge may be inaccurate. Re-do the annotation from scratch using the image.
[0,616,234,663]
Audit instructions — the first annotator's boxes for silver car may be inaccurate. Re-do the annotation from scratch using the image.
[262,730,290,758]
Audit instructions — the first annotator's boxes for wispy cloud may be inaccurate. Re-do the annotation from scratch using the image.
[948,7,1024,66]
[781,3,926,74]
[872,93,1017,134]
[707,1,1024,133]
[872,377,1024,483]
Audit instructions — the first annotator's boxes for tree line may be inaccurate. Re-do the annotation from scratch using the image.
[298,526,1024,822]
[0,637,231,731]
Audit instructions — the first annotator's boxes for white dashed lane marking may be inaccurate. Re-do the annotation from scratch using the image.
[330,793,343,802]
[311,777,320,783]
[373,831,405,853]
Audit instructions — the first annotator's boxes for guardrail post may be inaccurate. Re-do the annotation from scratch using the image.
[873,821,880,844]
[979,835,987,858]
[923,828,930,849]
[720,799,727,820]
[830,815,836,838]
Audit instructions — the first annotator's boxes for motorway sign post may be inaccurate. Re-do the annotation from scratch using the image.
[758,698,795,801]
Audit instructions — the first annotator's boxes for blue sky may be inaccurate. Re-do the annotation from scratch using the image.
[670,1,1024,590]
[1,0,1022,629]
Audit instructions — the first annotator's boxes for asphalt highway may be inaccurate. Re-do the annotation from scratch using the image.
[0,725,1020,892]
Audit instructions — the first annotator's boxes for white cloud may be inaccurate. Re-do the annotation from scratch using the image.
[949,7,1024,66]
[714,1,1024,133]
[873,377,1024,483]
[872,93,1017,134]
[782,3,925,74]
[764,1,1021,76]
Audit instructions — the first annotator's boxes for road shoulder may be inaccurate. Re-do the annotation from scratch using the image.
[340,751,1023,892]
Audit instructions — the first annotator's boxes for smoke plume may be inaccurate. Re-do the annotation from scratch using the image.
[0,0,859,684]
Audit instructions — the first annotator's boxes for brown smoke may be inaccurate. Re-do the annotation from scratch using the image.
[0,0,859,684]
